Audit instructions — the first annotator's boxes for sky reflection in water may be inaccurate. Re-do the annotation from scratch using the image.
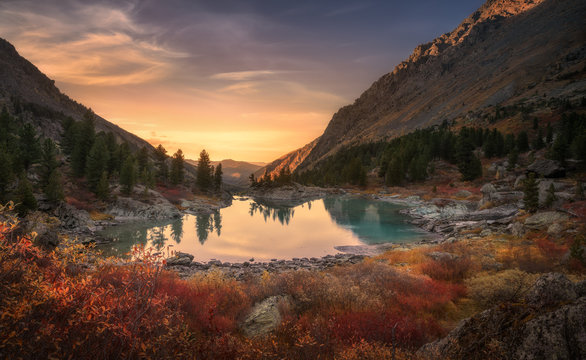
[99,196,423,262]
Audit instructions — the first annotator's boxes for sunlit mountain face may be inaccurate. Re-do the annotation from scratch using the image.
[0,0,483,162]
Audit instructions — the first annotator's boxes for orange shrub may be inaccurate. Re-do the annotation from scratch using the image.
[420,257,472,282]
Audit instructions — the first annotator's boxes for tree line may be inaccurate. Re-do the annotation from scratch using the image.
[295,112,586,187]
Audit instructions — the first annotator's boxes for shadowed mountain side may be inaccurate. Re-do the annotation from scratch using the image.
[254,137,319,180]
[297,0,586,170]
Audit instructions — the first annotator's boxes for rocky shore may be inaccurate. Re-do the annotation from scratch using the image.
[166,252,366,280]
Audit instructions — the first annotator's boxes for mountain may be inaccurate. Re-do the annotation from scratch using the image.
[254,137,319,180]
[0,38,154,151]
[295,0,586,170]
[186,159,263,187]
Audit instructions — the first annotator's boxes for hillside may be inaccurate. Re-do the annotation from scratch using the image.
[296,0,586,170]
[254,137,319,180]
[0,38,154,151]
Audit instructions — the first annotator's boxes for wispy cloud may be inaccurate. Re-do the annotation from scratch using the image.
[325,3,371,17]
[211,70,282,81]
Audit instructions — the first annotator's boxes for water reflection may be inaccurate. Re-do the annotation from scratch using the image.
[98,196,423,262]
[248,200,298,225]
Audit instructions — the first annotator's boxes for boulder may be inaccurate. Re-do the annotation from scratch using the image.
[54,202,92,230]
[241,296,287,337]
[426,252,458,261]
[524,273,577,307]
[166,252,194,266]
[418,273,585,360]
[108,196,180,221]
[524,211,569,230]
[527,159,565,178]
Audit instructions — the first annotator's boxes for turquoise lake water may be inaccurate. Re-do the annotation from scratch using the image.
[98,196,424,262]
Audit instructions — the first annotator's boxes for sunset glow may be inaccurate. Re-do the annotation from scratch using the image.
[0,0,483,162]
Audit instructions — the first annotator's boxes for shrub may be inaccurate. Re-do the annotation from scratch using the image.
[466,269,539,308]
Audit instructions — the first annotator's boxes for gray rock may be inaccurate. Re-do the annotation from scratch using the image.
[514,175,527,189]
[426,252,458,261]
[455,190,472,198]
[465,205,518,221]
[527,159,565,178]
[54,202,92,230]
[241,296,287,337]
[525,273,577,307]
[108,195,180,221]
[166,252,194,266]
[508,222,525,237]
[524,211,569,230]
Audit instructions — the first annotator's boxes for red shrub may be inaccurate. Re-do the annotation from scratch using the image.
[420,257,472,282]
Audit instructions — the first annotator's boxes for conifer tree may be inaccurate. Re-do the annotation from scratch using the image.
[546,123,553,144]
[249,173,257,188]
[16,173,37,216]
[385,157,403,186]
[18,123,40,171]
[71,111,95,177]
[196,149,212,191]
[523,173,539,213]
[576,181,584,200]
[532,128,545,150]
[517,131,529,153]
[170,149,185,186]
[44,169,64,203]
[456,135,482,181]
[0,148,14,202]
[39,138,59,188]
[120,157,137,196]
[214,163,223,191]
[96,171,110,201]
[153,144,168,183]
[86,137,110,192]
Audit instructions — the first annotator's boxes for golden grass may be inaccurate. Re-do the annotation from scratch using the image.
[89,211,114,221]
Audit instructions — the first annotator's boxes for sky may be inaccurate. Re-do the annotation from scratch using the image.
[0,0,484,162]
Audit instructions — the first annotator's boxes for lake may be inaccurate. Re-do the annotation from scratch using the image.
[98,196,424,262]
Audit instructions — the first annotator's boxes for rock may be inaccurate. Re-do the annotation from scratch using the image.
[418,273,585,360]
[576,281,586,297]
[465,205,518,221]
[455,190,472,198]
[547,222,564,236]
[524,211,569,230]
[54,202,92,231]
[524,273,577,307]
[508,222,525,237]
[108,195,180,221]
[480,183,497,195]
[514,175,526,189]
[166,252,194,266]
[241,296,287,337]
[527,159,565,178]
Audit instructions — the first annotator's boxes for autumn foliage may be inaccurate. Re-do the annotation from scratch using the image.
[0,203,474,359]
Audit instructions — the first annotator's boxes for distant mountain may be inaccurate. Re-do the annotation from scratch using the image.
[186,159,263,187]
[296,0,586,170]
[0,38,155,152]
[254,137,319,180]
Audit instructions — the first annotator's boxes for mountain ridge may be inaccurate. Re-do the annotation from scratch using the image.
[293,0,586,171]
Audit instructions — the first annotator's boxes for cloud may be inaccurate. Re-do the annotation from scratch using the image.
[0,0,186,86]
[325,3,371,17]
[210,70,282,81]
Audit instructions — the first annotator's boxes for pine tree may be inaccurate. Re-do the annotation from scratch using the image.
[576,181,584,200]
[456,135,482,181]
[18,123,40,171]
[196,149,212,191]
[71,111,95,177]
[85,137,110,192]
[523,173,539,213]
[544,183,556,208]
[385,157,403,186]
[153,144,168,183]
[120,157,137,196]
[0,147,14,202]
[249,173,257,188]
[16,173,37,216]
[551,135,568,165]
[507,148,518,171]
[214,163,223,191]
[44,169,64,203]
[39,138,59,188]
[532,128,545,150]
[96,171,110,201]
[546,123,553,144]
[170,149,185,185]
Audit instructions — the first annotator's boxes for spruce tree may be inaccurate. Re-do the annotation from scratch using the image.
[96,171,110,201]
[39,138,59,187]
[120,157,137,196]
[576,181,584,200]
[170,149,185,185]
[18,123,40,170]
[385,157,403,186]
[44,169,64,203]
[16,173,37,216]
[456,135,482,181]
[532,128,545,150]
[523,173,539,213]
[196,149,212,191]
[86,137,110,192]
[546,123,553,144]
[517,131,529,153]
[72,111,95,177]
[0,148,14,202]
[214,163,223,191]
[153,144,168,183]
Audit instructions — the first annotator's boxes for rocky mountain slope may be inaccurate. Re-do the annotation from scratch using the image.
[254,137,319,180]
[0,38,154,151]
[296,0,586,170]
[185,159,263,187]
